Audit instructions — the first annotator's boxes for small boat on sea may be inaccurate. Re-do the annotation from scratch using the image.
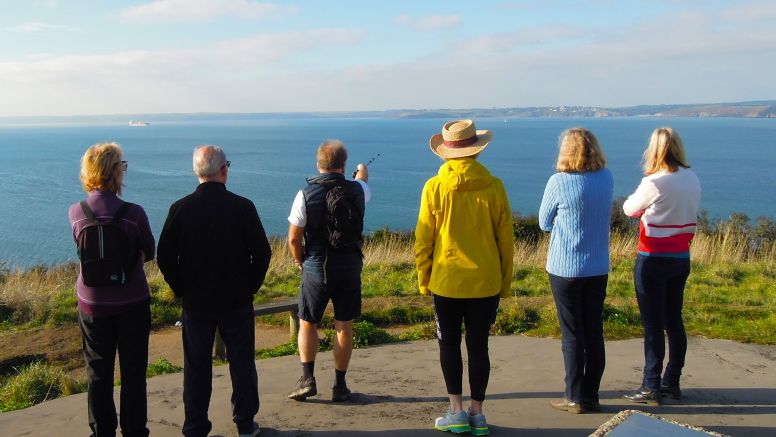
[128,121,150,127]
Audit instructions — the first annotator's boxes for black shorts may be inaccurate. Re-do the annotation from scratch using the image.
[298,257,363,323]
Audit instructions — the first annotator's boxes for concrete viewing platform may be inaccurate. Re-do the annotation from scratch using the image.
[0,336,774,436]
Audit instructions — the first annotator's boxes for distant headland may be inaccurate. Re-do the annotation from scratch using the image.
[1,100,774,124]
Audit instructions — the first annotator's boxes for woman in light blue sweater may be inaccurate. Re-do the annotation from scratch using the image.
[539,128,613,414]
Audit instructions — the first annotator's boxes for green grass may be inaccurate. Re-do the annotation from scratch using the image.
[0,362,85,412]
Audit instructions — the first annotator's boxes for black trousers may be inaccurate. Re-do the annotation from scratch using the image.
[78,303,151,437]
[433,293,500,402]
[548,273,607,404]
[182,304,259,437]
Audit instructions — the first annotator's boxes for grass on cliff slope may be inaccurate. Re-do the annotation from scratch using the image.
[2,227,775,344]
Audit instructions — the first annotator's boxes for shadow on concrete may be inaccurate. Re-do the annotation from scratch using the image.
[256,426,588,436]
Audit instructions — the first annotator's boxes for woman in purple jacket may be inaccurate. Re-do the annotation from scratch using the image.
[68,142,155,437]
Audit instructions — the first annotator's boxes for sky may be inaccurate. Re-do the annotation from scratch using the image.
[1,0,774,116]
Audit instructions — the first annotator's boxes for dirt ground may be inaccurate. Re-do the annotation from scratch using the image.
[0,322,294,381]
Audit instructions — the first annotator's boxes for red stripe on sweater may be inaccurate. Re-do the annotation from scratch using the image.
[637,221,695,253]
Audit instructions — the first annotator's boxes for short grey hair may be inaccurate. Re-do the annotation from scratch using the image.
[193,145,227,177]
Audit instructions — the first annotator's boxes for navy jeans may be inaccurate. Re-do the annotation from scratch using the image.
[634,254,690,389]
[181,304,259,437]
[548,274,607,404]
[78,303,151,437]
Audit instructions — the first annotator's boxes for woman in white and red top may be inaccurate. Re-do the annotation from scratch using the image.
[622,127,701,406]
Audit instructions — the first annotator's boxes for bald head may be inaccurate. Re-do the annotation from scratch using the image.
[193,145,229,183]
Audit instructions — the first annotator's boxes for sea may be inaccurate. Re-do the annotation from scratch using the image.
[1,116,774,268]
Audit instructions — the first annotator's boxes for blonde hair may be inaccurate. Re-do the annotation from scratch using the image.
[317,139,347,170]
[80,142,124,195]
[642,127,689,175]
[556,128,606,173]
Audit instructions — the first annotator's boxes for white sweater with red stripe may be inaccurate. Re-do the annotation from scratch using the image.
[623,167,701,254]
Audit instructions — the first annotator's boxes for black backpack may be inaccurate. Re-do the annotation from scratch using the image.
[76,201,137,287]
[324,182,364,250]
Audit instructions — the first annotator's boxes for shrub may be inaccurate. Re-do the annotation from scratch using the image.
[146,357,182,378]
[353,321,395,348]
[512,213,543,243]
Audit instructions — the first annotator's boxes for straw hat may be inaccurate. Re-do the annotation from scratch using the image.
[429,119,493,159]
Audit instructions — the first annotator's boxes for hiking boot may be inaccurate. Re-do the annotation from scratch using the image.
[238,422,261,436]
[623,387,661,406]
[332,384,352,402]
[434,409,470,434]
[660,384,682,400]
[468,412,489,436]
[287,376,317,401]
[549,398,585,414]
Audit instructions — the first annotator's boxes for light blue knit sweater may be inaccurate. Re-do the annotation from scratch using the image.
[538,168,613,278]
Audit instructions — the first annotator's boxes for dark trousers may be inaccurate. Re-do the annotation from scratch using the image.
[634,255,690,389]
[548,274,607,404]
[78,303,151,437]
[433,294,500,402]
[182,304,259,437]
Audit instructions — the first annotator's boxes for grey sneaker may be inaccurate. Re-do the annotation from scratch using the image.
[469,412,489,436]
[288,376,317,401]
[434,409,470,434]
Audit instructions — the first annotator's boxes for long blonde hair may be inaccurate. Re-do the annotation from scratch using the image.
[80,142,124,195]
[642,127,689,175]
[556,128,606,173]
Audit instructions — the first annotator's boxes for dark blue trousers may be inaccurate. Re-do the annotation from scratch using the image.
[181,304,259,437]
[548,274,607,404]
[78,303,151,437]
[634,254,690,389]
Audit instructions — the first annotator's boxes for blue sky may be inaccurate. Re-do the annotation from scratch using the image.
[1,0,774,116]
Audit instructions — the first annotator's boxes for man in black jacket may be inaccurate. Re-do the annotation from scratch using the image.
[157,145,271,437]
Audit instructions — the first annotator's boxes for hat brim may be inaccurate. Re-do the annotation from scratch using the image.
[429,130,492,159]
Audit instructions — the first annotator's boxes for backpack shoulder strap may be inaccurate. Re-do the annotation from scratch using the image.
[112,202,132,223]
[80,200,98,223]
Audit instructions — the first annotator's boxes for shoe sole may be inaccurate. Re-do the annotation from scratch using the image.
[626,398,661,406]
[471,426,490,436]
[332,394,351,402]
[435,424,471,434]
[288,388,317,401]
[661,393,682,400]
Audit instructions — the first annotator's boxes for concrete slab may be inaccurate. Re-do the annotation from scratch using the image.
[1,336,774,436]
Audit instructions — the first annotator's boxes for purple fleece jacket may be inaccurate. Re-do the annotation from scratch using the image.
[68,190,156,317]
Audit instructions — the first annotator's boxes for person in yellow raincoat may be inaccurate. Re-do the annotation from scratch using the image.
[415,119,514,436]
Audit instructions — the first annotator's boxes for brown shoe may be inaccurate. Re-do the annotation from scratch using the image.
[550,398,585,414]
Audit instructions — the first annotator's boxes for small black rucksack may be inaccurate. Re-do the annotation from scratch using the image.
[76,201,137,287]
[325,182,364,250]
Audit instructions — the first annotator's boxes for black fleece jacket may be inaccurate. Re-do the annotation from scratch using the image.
[157,182,272,312]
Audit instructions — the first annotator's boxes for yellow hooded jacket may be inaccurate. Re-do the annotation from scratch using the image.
[414,158,514,298]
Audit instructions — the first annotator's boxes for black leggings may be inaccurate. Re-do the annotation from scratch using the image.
[433,293,500,402]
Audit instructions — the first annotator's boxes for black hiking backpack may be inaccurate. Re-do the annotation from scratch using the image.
[324,182,364,250]
[76,201,137,287]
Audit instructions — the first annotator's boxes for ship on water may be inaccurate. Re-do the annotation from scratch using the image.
[128,121,150,127]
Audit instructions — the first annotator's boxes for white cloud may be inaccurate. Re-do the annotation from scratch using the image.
[3,22,79,33]
[120,0,296,23]
[0,28,363,115]
[395,14,461,31]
